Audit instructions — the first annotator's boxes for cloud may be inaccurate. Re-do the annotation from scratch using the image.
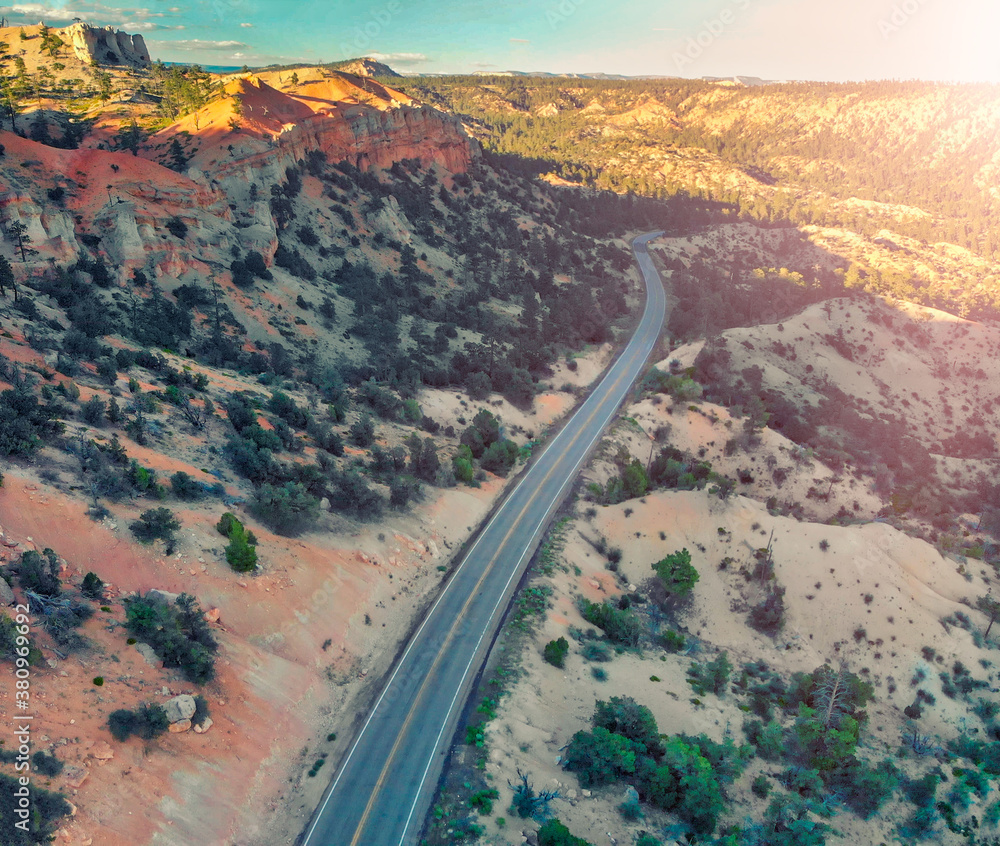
[367,51,430,65]
[509,38,530,44]
[239,22,253,27]
[0,2,185,29]
[120,20,184,30]
[149,38,249,51]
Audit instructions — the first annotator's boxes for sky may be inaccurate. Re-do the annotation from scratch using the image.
[0,0,998,82]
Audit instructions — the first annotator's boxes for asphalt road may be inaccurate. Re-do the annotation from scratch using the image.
[300,231,668,846]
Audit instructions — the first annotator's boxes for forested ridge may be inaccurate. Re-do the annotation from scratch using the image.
[395,76,1000,316]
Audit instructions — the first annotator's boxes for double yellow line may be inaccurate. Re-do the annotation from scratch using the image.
[348,356,636,845]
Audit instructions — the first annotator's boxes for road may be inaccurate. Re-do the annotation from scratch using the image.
[300,231,668,846]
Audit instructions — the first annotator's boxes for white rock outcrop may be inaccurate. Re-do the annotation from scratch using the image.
[66,23,150,68]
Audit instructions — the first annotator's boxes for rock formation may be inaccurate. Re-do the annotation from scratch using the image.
[66,23,150,68]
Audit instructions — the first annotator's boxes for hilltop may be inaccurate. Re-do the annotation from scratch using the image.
[0,28,695,845]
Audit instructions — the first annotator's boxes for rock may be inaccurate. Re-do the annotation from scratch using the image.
[0,575,17,605]
[581,789,592,798]
[168,719,192,733]
[63,766,89,789]
[203,607,221,624]
[146,589,180,605]
[134,643,162,668]
[89,741,114,762]
[162,694,197,724]
[193,717,213,734]
[66,23,150,68]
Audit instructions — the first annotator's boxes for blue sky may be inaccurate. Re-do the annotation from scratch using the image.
[1,0,998,82]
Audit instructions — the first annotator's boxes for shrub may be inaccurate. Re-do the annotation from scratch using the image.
[652,548,699,599]
[749,586,786,635]
[192,694,211,728]
[216,512,239,537]
[661,629,686,653]
[81,571,104,599]
[469,787,499,815]
[130,507,181,550]
[220,512,258,572]
[578,598,643,647]
[125,593,217,684]
[165,216,188,239]
[581,641,611,662]
[250,482,319,536]
[0,773,71,845]
[564,726,643,787]
[480,438,519,476]
[687,652,732,698]
[107,703,170,741]
[752,774,771,798]
[14,548,62,597]
[80,395,106,425]
[349,414,375,447]
[170,471,203,501]
[537,819,593,846]
[543,637,569,668]
[32,750,63,777]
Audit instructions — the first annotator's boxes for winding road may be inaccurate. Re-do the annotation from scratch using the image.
[300,231,668,846]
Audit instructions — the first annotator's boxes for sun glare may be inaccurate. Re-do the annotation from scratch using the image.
[948,1,1000,82]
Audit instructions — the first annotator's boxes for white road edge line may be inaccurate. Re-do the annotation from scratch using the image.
[303,232,663,846]
[397,233,665,844]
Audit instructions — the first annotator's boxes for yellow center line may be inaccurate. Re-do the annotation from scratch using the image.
[348,362,634,844]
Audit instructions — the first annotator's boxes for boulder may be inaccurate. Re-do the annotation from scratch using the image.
[0,576,14,605]
[146,589,180,605]
[89,741,114,762]
[203,607,221,624]
[162,694,196,724]
[134,643,161,668]
[168,719,192,733]
[193,717,213,734]
[63,766,89,789]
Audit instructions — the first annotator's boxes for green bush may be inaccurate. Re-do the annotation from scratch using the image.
[170,471,203,501]
[594,697,664,756]
[687,651,731,698]
[661,629,686,653]
[652,548,699,598]
[107,703,170,742]
[581,641,611,662]
[0,773,71,846]
[226,525,257,573]
[543,637,569,668]
[563,727,643,787]
[215,511,236,535]
[250,481,319,536]
[578,598,643,647]
[125,593,217,683]
[14,548,62,597]
[752,774,771,798]
[32,750,63,777]
[537,820,594,846]
[469,787,499,815]
[480,438,519,476]
[81,571,104,599]
[0,613,42,665]
[130,507,181,548]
